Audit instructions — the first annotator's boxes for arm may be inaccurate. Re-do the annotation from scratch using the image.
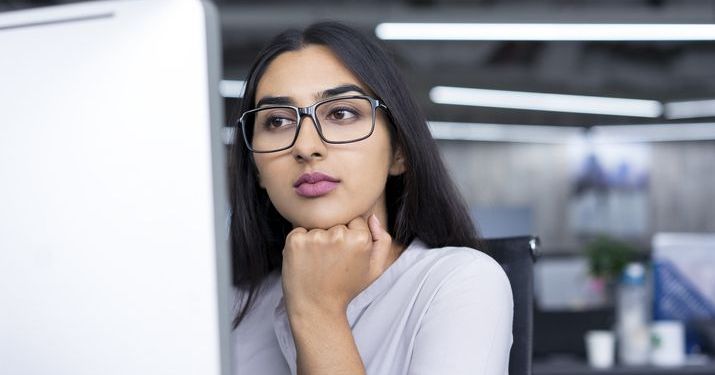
[289,305,365,375]
[281,215,393,375]
[408,256,514,375]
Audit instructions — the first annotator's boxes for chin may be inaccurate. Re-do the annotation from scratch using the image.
[289,211,359,230]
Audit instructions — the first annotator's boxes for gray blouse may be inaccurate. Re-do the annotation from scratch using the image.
[232,238,514,375]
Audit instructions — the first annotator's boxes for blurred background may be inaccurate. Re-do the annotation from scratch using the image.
[5,0,715,373]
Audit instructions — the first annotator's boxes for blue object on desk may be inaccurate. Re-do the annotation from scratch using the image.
[652,233,715,354]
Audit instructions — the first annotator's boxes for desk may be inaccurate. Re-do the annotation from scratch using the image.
[534,360,715,375]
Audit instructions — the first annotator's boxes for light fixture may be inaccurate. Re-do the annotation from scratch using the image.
[429,86,663,118]
[375,23,715,41]
[664,99,715,119]
[219,80,245,98]
[427,121,715,143]
[427,121,583,144]
[589,123,715,143]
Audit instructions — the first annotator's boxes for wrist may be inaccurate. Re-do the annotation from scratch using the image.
[287,300,348,330]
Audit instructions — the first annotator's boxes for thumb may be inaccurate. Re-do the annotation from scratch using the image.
[367,214,392,276]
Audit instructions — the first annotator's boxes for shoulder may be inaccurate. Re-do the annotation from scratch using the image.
[407,245,514,375]
[414,244,513,306]
[418,244,509,285]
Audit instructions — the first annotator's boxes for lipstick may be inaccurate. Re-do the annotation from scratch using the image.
[293,172,340,198]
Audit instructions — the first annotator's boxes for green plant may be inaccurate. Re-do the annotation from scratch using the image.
[585,235,637,282]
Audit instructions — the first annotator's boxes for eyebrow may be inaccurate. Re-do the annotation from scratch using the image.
[320,84,368,99]
[255,84,369,108]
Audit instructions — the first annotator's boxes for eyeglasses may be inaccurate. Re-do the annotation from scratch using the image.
[238,95,388,153]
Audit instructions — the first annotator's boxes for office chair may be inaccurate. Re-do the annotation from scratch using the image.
[482,236,539,375]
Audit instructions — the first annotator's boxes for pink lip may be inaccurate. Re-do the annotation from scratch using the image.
[293,172,340,198]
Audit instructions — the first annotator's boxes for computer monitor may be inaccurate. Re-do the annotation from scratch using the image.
[0,1,232,374]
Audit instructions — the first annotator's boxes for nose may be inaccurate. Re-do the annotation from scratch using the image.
[291,115,327,162]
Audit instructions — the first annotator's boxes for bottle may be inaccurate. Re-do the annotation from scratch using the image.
[616,262,650,365]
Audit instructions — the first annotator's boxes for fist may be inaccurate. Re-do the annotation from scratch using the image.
[281,215,393,317]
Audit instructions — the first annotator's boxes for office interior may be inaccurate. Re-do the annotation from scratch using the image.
[6,0,715,374]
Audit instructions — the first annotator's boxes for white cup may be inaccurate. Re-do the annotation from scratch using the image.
[651,320,685,367]
[585,330,615,368]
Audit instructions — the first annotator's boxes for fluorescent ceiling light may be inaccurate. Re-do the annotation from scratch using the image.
[664,99,715,119]
[220,80,245,98]
[428,121,583,144]
[430,86,663,118]
[589,122,715,143]
[375,23,715,41]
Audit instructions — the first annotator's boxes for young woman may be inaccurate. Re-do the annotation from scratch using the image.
[229,22,513,375]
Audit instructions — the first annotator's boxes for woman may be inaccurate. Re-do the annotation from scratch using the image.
[229,22,513,375]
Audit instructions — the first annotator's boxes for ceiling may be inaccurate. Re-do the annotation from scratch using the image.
[5,0,715,128]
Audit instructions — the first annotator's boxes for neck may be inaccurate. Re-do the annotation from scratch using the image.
[386,240,407,268]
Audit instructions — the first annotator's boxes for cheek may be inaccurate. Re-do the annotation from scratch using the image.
[339,134,394,193]
[254,159,298,222]
[254,156,286,192]
[366,125,395,174]
[352,150,391,181]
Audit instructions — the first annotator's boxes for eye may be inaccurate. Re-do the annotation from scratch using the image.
[328,107,359,121]
[265,116,294,128]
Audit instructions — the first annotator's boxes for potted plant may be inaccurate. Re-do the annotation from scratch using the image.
[584,235,638,304]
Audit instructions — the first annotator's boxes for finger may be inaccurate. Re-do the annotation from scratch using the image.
[284,227,307,254]
[328,224,348,233]
[289,227,308,235]
[367,214,391,243]
[327,224,348,242]
[367,214,393,275]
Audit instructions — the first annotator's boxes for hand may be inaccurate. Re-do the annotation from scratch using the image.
[281,214,393,318]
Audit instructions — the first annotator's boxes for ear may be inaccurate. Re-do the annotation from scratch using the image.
[388,147,406,176]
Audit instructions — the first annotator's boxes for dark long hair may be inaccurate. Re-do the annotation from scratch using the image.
[228,22,480,328]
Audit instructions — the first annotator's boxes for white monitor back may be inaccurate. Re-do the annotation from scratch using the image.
[0,1,232,374]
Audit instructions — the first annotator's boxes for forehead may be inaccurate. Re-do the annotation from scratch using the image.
[255,45,369,104]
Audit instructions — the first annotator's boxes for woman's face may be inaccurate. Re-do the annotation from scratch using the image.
[252,45,404,230]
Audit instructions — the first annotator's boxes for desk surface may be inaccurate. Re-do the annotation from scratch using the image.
[534,360,715,375]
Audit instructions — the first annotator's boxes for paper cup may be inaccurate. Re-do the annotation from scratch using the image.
[585,330,615,368]
[651,321,685,367]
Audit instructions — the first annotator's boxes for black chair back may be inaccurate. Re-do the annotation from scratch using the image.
[482,236,539,375]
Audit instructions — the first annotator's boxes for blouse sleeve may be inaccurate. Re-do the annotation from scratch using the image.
[408,254,514,375]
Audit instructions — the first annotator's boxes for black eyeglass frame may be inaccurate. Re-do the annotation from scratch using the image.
[238,95,389,153]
